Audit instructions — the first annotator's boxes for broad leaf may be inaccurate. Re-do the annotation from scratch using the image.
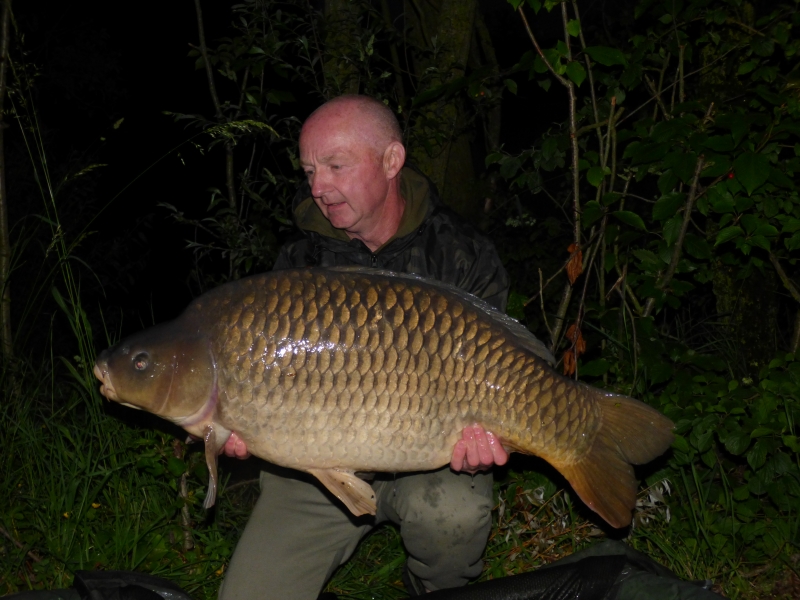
[653,192,685,220]
[612,210,647,231]
[733,152,770,195]
[580,359,609,376]
[566,61,586,87]
[582,200,604,228]
[586,166,605,187]
[715,226,743,246]
[584,46,628,66]
[567,19,581,37]
[704,135,735,152]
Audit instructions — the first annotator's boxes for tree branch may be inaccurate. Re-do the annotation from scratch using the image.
[194,0,223,119]
[518,7,569,88]
[194,0,236,211]
[643,153,706,317]
[769,252,800,305]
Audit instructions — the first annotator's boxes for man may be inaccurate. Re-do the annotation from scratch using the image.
[218,95,510,599]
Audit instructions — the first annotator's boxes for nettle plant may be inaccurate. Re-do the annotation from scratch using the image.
[492,0,800,573]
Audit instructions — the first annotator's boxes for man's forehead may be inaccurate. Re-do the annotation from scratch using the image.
[299,144,357,165]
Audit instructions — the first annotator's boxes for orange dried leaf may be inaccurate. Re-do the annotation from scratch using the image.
[566,323,587,355]
[563,349,576,376]
[566,245,583,285]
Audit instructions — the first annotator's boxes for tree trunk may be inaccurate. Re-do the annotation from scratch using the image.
[406,0,477,197]
[0,0,13,361]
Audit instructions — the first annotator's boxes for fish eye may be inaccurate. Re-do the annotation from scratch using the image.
[133,352,149,371]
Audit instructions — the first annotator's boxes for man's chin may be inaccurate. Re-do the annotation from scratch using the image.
[326,212,356,231]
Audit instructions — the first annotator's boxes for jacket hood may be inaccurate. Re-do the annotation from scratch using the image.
[291,167,436,250]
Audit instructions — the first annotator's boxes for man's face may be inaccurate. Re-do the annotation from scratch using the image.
[299,112,391,236]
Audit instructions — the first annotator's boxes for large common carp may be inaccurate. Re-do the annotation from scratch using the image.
[94,267,673,528]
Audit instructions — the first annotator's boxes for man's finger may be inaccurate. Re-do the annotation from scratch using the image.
[463,426,481,467]
[472,426,494,466]
[450,440,467,471]
[486,431,508,466]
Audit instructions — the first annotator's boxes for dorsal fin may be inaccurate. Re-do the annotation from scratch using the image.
[326,266,555,365]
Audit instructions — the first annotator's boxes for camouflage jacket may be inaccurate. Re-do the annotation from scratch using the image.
[274,167,510,312]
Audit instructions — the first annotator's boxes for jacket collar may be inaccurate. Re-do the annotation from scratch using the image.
[291,166,436,250]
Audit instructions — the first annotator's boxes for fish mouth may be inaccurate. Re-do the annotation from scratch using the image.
[93,362,119,401]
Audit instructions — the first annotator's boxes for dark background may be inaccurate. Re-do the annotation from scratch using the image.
[10,1,588,339]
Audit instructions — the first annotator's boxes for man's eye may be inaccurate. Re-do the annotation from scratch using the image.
[331,165,341,170]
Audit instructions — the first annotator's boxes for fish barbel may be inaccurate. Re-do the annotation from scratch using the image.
[94,267,673,528]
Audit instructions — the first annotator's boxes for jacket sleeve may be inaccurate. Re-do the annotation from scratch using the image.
[458,241,510,313]
[272,239,313,270]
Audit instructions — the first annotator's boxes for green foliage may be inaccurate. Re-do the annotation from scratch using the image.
[487,0,800,594]
[0,391,240,598]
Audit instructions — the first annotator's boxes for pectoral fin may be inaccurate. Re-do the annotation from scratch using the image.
[307,468,377,516]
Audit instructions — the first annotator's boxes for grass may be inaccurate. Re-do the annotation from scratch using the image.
[2,363,798,599]
[0,382,236,598]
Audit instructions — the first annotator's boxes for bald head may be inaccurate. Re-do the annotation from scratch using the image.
[298,95,407,252]
[302,95,403,158]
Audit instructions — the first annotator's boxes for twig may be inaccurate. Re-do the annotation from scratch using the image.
[643,148,707,317]
[546,3,583,353]
[518,7,569,88]
[193,0,223,120]
[769,253,800,304]
[193,0,237,210]
[0,525,43,563]
[618,46,738,127]
[575,118,610,137]
[539,268,553,338]
[524,229,600,306]
[572,1,603,158]
[644,75,671,121]
[173,439,195,552]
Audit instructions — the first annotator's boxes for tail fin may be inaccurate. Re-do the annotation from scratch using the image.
[558,391,674,528]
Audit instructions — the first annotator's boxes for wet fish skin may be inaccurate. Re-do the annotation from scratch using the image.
[94,267,674,528]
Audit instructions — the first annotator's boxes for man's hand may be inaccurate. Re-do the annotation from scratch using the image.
[221,432,251,459]
[450,424,508,474]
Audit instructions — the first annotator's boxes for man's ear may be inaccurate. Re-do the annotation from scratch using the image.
[383,141,406,179]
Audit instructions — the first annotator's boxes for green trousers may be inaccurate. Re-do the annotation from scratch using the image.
[218,465,494,600]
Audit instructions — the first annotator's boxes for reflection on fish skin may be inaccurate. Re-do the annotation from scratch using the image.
[94,267,674,528]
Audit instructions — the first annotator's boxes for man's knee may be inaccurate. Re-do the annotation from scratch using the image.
[402,474,492,539]
[384,470,494,591]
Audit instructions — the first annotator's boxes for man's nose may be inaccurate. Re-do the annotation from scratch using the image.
[310,169,332,198]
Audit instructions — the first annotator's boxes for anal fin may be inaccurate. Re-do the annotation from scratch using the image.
[308,468,377,516]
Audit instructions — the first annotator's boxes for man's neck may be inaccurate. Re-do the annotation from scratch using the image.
[347,182,405,252]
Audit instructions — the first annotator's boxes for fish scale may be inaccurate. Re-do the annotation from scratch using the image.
[94,267,674,528]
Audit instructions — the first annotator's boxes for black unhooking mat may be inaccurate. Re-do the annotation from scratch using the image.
[3,571,194,600]
[423,540,722,600]
[4,541,722,600]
